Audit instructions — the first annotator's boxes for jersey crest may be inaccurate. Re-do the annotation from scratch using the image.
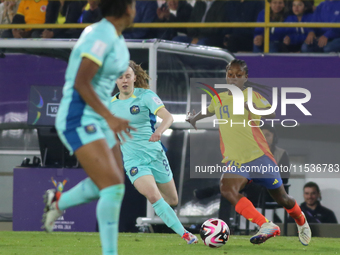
[130,105,140,115]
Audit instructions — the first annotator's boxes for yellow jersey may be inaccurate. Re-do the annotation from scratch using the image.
[207,87,276,166]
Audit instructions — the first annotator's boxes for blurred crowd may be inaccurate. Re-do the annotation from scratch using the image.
[1,0,340,53]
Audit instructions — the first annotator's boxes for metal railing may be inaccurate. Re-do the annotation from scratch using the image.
[1,1,340,53]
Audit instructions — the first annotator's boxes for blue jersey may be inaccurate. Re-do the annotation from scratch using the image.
[109,88,165,166]
[56,18,129,131]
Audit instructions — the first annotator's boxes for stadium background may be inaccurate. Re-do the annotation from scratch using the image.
[0,0,339,239]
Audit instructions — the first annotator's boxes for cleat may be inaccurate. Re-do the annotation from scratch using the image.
[42,189,63,233]
[250,221,280,244]
[297,212,311,246]
[182,231,198,244]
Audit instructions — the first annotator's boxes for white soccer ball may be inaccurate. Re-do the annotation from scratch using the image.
[200,218,230,248]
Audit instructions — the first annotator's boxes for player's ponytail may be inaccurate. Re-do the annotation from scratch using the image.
[129,60,150,89]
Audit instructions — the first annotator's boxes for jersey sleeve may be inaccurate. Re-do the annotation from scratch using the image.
[16,1,25,15]
[207,99,215,114]
[252,91,271,109]
[78,27,114,67]
[143,90,165,115]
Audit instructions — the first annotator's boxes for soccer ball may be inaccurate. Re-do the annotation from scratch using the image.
[200,218,230,248]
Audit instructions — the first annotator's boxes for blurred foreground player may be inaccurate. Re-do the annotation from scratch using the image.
[41,1,136,255]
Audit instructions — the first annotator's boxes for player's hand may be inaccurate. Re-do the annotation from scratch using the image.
[305,31,316,45]
[253,35,263,46]
[283,35,291,45]
[317,35,328,48]
[149,131,161,142]
[186,109,197,130]
[107,116,136,143]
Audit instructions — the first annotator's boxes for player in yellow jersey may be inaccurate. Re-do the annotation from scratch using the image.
[186,59,311,245]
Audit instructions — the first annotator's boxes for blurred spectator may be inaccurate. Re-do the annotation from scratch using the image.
[41,0,87,39]
[313,0,324,10]
[288,182,338,223]
[1,0,48,39]
[223,0,264,52]
[281,0,313,52]
[253,0,287,52]
[301,0,340,53]
[79,0,102,24]
[261,124,290,183]
[156,0,192,40]
[172,0,227,47]
[123,0,158,40]
[0,0,19,37]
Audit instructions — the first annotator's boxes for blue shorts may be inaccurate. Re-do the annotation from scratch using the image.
[125,153,173,184]
[57,119,117,155]
[226,154,282,190]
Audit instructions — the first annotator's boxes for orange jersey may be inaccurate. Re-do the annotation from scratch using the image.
[207,87,275,165]
[16,0,47,25]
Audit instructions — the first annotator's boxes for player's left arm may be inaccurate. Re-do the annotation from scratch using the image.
[149,107,174,142]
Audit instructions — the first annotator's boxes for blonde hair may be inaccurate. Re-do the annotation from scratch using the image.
[129,60,150,89]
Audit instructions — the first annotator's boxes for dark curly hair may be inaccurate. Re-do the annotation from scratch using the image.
[100,0,134,18]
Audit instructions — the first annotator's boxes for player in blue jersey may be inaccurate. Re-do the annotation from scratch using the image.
[42,1,136,255]
[109,60,198,244]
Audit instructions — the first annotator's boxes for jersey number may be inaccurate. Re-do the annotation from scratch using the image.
[219,105,230,118]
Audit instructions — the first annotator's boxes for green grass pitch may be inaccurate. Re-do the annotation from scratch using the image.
[0,232,339,255]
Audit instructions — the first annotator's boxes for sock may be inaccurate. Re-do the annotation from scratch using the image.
[152,198,186,236]
[235,197,268,227]
[97,184,125,255]
[284,201,305,226]
[57,177,99,210]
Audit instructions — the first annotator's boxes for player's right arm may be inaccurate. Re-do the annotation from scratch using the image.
[186,97,216,129]
[186,108,214,130]
[74,58,135,141]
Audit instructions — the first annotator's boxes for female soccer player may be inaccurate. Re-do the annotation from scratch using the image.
[186,59,311,245]
[109,60,198,244]
[42,1,136,254]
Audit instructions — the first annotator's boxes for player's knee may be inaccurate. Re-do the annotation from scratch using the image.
[146,193,161,204]
[167,195,178,206]
[220,188,236,202]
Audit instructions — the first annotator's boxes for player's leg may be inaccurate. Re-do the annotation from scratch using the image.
[133,175,198,244]
[156,178,178,206]
[220,173,269,227]
[75,139,125,255]
[268,185,311,245]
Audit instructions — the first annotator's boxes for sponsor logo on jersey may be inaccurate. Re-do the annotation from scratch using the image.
[130,167,138,176]
[91,40,107,57]
[84,124,97,134]
[152,97,162,105]
[130,105,140,114]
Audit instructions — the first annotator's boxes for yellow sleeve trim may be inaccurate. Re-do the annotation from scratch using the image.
[81,53,102,67]
[16,12,24,16]
[154,105,165,115]
[111,97,117,103]
[131,94,137,98]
